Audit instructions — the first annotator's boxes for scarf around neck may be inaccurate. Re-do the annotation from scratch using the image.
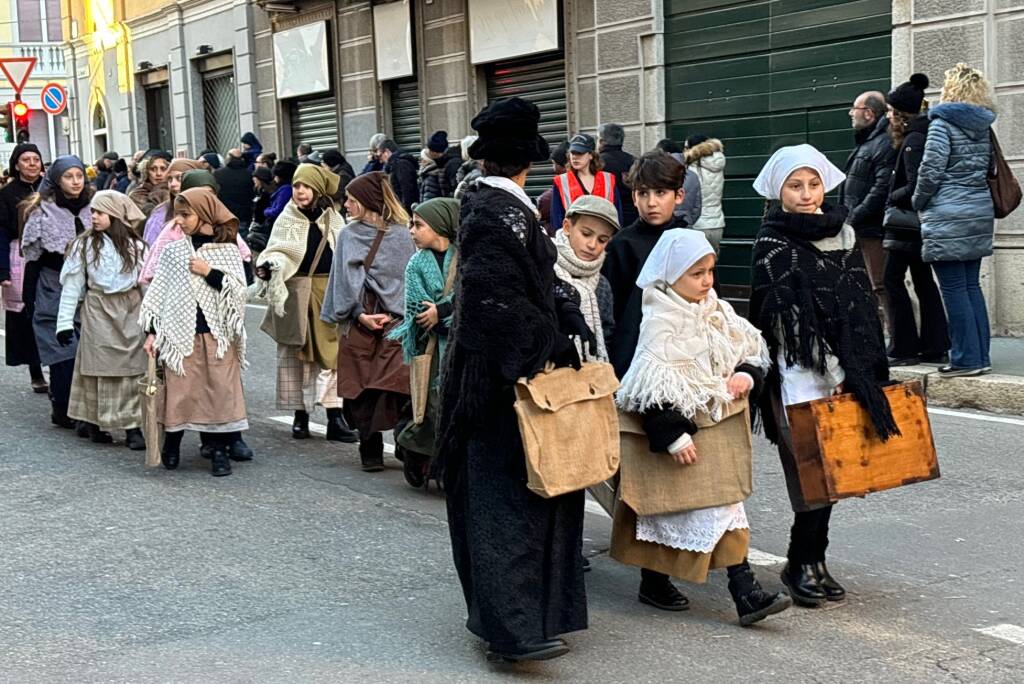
[749,204,898,441]
[387,244,457,363]
[553,230,607,361]
[617,286,769,423]
[478,175,540,219]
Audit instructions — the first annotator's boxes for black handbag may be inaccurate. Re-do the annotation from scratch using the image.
[882,205,920,230]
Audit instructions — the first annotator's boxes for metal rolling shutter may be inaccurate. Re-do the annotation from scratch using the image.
[664,0,891,309]
[289,95,339,152]
[389,78,422,153]
[202,70,240,154]
[486,53,568,199]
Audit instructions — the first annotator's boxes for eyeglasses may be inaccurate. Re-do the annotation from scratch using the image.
[849,106,872,112]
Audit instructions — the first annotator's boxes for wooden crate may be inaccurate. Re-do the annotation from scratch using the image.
[786,380,940,506]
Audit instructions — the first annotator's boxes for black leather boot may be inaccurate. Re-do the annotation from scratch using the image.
[325,408,359,443]
[125,428,146,451]
[638,569,690,611]
[161,432,182,470]
[210,446,232,477]
[781,562,827,607]
[292,410,310,439]
[227,435,254,462]
[727,561,793,626]
[486,638,569,663]
[51,405,76,429]
[359,432,385,472]
[89,423,113,444]
[814,561,846,601]
[75,421,92,438]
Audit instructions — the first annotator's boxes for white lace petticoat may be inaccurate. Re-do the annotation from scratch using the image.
[636,503,749,554]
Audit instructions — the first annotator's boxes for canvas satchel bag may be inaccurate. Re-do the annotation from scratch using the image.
[618,400,753,516]
[138,355,164,468]
[988,129,1022,220]
[259,229,331,346]
[409,253,458,424]
[514,362,621,498]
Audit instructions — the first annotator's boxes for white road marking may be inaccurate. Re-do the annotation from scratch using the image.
[268,416,395,453]
[974,624,1024,645]
[584,499,609,519]
[0,328,5,336]
[928,407,1024,428]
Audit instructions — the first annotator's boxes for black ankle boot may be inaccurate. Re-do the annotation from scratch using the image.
[211,446,232,477]
[125,428,146,451]
[292,410,310,439]
[51,406,75,429]
[75,421,92,438]
[359,433,385,472]
[486,638,570,663]
[325,409,359,443]
[227,435,254,461]
[813,561,846,601]
[161,439,181,470]
[89,423,113,444]
[781,562,828,607]
[727,562,792,626]
[638,571,690,611]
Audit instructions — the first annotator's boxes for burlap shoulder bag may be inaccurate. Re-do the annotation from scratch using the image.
[259,229,330,346]
[138,355,164,468]
[410,253,458,424]
[514,362,621,498]
[618,400,752,516]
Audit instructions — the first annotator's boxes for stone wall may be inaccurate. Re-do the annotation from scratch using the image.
[894,0,1024,335]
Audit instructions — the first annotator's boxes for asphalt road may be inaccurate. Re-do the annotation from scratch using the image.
[1,307,1022,683]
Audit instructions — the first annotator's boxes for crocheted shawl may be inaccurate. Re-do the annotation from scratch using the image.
[139,239,247,376]
[388,246,456,363]
[749,204,897,441]
[248,200,343,315]
[21,201,91,262]
[553,230,608,362]
[617,286,769,422]
[138,221,252,285]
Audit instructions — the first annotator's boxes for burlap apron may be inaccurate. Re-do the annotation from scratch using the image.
[298,274,338,369]
[77,288,148,377]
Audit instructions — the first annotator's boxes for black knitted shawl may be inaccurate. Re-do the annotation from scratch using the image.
[749,203,898,442]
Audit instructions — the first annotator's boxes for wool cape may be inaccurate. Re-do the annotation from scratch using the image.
[250,199,344,315]
[749,204,897,441]
[139,238,247,376]
[21,200,92,263]
[553,230,608,362]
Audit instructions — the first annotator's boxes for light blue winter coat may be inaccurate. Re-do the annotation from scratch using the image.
[912,102,997,263]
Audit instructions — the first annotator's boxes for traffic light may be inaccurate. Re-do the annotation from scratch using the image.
[11,101,30,143]
[0,102,10,143]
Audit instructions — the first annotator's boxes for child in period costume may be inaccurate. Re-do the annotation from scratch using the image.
[749,145,897,606]
[554,194,617,362]
[321,172,416,472]
[253,163,358,443]
[20,156,93,429]
[388,197,459,487]
[140,187,250,477]
[57,191,148,448]
[613,228,792,626]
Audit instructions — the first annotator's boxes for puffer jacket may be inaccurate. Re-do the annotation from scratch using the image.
[838,116,896,238]
[418,149,446,204]
[912,102,996,263]
[884,114,930,253]
[685,138,726,231]
[385,150,419,213]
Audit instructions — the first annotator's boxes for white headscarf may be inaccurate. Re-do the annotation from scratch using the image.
[752,143,846,200]
[636,228,714,289]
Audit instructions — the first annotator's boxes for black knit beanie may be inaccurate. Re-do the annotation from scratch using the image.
[887,73,930,114]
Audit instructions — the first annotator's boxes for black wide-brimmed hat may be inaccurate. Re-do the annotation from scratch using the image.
[468,97,549,164]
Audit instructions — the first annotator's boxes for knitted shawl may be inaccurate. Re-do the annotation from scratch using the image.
[617,286,769,422]
[139,239,248,376]
[553,230,608,362]
[21,201,91,262]
[388,246,456,363]
[250,200,343,315]
[749,204,898,441]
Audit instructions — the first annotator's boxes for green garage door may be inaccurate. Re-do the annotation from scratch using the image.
[665,0,891,309]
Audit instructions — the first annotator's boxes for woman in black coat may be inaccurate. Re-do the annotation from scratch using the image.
[438,98,595,663]
[883,74,950,365]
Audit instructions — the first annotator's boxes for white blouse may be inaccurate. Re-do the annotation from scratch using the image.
[56,234,146,332]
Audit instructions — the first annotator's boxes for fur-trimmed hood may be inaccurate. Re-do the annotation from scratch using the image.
[929,103,996,136]
[684,138,724,166]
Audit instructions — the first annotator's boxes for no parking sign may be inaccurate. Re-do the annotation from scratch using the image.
[40,83,67,115]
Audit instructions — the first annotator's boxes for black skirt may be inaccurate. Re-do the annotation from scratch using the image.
[4,309,41,367]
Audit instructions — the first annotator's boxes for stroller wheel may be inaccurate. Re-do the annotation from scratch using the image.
[402,451,428,489]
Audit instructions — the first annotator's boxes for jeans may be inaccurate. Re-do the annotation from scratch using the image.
[932,259,991,369]
[884,249,949,360]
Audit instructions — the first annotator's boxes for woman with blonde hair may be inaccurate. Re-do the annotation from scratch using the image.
[321,171,415,471]
[128,151,172,219]
[913,63,997,376]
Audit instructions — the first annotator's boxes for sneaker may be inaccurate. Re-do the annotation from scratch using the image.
[938,365,985,378]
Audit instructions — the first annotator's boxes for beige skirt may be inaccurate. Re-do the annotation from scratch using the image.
[77,288,148,377]
[161,333,247,432]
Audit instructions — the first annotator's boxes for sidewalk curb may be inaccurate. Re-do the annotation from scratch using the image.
[891,366,1024,415]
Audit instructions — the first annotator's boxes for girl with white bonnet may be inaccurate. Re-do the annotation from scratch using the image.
[613,228,791,627]
[749,144,897,607]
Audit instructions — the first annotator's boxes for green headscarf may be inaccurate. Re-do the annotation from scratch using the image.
[413,197,460,240]
[180,169,220,192]
[292,163,340,198]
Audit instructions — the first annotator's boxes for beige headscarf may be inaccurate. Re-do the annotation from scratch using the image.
[91,189,146,225]
[168,158,203,176]
[176,187,239,236]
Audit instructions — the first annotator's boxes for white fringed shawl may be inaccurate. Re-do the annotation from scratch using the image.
[139,239,248,376]
[616,286,770,422]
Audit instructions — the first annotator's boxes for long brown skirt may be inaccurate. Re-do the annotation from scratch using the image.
[609,501,749,584]
[161,333,247,432]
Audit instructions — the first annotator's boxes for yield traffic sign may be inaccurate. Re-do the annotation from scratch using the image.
[40,82,67,115]
[0,57,36,93]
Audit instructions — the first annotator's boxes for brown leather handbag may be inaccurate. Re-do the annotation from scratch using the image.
[989,129,1022,219]
[336,229,410,400]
